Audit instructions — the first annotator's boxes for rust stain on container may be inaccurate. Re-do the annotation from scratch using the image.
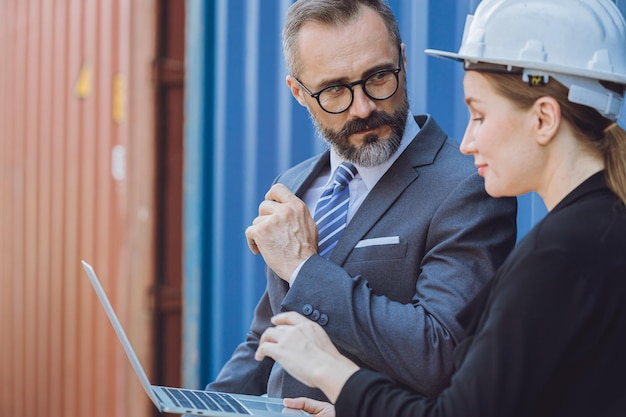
[113,73,126,123]
[74,63,93,99]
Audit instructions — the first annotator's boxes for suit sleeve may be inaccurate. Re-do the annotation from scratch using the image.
[281,174,517,396]
[204,290,275,395]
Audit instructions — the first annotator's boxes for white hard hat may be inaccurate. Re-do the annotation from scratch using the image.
[425,0,626,120]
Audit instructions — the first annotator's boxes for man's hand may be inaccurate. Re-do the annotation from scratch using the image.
[255,312,359,403]
[245,184,318,281]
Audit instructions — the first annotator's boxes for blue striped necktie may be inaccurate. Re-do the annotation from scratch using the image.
[314,162,358,258]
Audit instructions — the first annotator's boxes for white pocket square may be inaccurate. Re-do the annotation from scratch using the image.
[355,236,400,248]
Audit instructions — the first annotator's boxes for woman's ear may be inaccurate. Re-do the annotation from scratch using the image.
[286,75,308,107]
[532,96,561,146]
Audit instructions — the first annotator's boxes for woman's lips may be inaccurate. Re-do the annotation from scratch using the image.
[476,164,487,176]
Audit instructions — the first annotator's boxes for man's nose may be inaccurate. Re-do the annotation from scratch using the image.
[347,85,376,119]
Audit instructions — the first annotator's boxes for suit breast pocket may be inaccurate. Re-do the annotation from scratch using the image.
[348,242,408,262]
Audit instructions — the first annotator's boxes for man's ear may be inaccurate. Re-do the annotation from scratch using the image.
[532,96,561,146]
[401,42,408,71]
[286,75,307,107]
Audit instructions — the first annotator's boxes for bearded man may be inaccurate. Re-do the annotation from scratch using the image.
[205,0,517,402]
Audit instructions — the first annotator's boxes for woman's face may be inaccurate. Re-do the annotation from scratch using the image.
[460,71,545,198]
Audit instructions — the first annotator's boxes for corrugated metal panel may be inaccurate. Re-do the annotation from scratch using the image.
[0,1,158,417]
[183,0,214,390]
[184,0,626,389]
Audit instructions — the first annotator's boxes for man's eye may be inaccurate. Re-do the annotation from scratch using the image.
[369,71,393,83]
[322,85,346,97]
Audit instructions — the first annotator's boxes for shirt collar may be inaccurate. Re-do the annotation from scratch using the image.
[329,114,419,190]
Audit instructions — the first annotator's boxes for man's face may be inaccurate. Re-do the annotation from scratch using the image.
[286,7,409,167]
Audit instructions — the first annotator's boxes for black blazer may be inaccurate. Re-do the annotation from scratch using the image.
[336,172,626,417]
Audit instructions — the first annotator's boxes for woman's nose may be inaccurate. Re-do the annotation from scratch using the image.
[459,127,476,155]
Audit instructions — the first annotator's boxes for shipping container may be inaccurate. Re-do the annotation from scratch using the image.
[0,0,163,416]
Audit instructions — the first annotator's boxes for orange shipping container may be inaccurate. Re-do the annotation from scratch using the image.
[0,1,167,416]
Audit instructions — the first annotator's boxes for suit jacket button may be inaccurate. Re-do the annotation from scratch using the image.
[318,314,329,326]
[310,309,320,321]
[302,304,313,316]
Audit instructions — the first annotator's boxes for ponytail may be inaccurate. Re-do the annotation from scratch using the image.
[599,123,626,206]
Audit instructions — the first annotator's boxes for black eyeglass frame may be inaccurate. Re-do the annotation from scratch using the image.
[294,45,404,114]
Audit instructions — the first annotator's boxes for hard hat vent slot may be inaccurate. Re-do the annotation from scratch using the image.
[518,40,547,62]
[462,27,486,58]
[589,49,614,73]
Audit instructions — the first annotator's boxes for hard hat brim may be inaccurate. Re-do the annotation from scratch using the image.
[424,48,626,86]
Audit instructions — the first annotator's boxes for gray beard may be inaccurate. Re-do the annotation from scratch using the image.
[311,94,410,167]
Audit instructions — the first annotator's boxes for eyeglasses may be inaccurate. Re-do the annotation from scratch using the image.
[294,47,403,114]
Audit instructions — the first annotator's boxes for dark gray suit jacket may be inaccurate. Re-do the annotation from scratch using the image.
[207,114,517,401]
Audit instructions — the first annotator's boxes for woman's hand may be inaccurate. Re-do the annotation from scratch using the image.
[255,311,359,402]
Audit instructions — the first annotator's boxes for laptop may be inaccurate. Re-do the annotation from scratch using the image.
[81,260,310,416]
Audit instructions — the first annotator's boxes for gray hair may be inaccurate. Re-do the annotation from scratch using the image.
[282,0,402,77]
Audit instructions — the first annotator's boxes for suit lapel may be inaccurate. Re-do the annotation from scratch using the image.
[279,151,330,198]
[329,152,418,264]
[329,115,448,265]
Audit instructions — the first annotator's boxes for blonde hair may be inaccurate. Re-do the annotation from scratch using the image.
[479,71,626,206]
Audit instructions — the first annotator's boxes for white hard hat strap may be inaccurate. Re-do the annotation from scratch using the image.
[553,72,623,121]
[523,69,624,121]
[568,85,623,121]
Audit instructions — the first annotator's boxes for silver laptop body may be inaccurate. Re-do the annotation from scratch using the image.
[81,260,309,417]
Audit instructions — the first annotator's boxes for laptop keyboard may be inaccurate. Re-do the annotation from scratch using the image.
[161,388,252,414]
